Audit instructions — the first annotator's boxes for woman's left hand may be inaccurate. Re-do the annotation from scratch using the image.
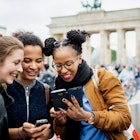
[60,96,90,122]
[50,107,67,125]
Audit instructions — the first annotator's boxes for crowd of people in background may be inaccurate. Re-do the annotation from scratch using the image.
[94,64,140,101]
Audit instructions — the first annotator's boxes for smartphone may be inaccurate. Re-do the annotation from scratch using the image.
[68,86,83,107]
[50,89,70,111]
[35,119,48,127]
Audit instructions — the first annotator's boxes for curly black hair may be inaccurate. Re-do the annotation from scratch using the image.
[12,31,43,48]
[43,37,56,56]
[43,30,90,56]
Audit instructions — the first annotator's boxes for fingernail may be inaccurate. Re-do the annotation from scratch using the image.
[59,111,63,114]
[62,98,66,102]
[71,94,75,98]
[58,107,61,110]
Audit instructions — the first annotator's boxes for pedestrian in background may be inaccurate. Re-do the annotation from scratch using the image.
[39,63,55,90]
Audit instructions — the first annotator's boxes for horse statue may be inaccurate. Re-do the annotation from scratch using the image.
[93,0,102,9]
[81,0,102,10]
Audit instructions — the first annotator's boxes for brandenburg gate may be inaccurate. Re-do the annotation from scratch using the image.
[47,8,140,66]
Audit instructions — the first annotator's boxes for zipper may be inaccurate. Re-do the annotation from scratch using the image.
[108,104,128,110]
[25,86,29,122]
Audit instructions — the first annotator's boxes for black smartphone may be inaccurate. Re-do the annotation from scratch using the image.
[68,86,83,107]
[35,119,48,127]
[50,89,70,111]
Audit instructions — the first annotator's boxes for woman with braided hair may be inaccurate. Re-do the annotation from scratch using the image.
[43,30,131,140]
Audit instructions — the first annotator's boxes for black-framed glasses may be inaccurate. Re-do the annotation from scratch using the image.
[52,56,79,72]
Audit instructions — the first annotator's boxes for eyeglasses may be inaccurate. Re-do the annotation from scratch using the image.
[52,56,79,72]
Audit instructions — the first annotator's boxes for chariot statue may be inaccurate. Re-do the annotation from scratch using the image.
[81,0,102,10]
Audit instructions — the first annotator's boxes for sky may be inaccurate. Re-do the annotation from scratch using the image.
[0,0,140,57]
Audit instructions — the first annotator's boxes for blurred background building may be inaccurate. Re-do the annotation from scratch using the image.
[0,26,6,35]
[47,8,140,67]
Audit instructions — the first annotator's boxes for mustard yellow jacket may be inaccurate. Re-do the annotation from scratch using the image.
[54,68,132,140]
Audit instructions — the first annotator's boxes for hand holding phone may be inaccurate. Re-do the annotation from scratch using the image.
[68,86,83,107]
[50,89,70,111]
[51,86,83,111]
[35,119,48,127]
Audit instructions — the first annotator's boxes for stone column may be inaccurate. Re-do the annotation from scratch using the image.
[116,29,126,65]
[100,30,111,65]
[82,36,91,66]
[135,28,140,64]
[54,34,63,40]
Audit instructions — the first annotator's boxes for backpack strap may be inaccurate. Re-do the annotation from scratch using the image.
[92,68,99,90]
[92,68,128,109]
[44,83,50,105]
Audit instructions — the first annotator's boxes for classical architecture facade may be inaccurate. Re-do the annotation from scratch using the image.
[0,26,6,35]
[47,8,140,66]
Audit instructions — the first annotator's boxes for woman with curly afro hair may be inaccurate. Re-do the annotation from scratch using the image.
[43,30,131,140]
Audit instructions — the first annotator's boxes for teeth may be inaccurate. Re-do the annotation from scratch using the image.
[63,75,70,78]
[28,73,36,76]
[28,72,36,75]
[11,74,17,77]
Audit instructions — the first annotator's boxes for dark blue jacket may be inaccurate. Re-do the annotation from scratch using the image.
[6,80,49,128]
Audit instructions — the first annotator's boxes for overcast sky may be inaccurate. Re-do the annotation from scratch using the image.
[0,0,140,41]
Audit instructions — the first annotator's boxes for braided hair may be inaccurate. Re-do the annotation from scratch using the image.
[43,30,90,57]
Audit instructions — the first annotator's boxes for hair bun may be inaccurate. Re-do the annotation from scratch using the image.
[43,37,56,56]
[67,30,89,44]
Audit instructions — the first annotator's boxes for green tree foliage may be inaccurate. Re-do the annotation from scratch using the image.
[92,47,116,62]
[91,46,95,52]
[111,49,116,61]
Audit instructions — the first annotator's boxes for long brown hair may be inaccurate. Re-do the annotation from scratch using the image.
[0,36,23,63]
